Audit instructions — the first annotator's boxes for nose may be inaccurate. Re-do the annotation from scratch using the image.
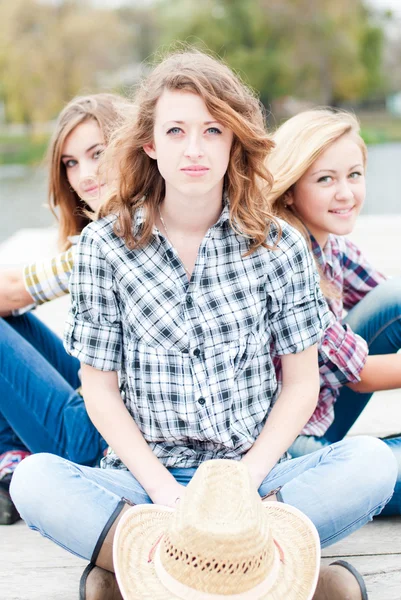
[184,132,204,159]
[334,179,354,202]
[79,158,98,182]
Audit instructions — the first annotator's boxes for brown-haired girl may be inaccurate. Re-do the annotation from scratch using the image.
[0,93,129,525]
[11,52,396,600]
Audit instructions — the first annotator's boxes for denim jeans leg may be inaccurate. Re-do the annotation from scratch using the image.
[4,313,81,386]
[379,436,401,516]
[0,317,106,464]
[287,433,330,458]
[11,453,154,559]
[325,277,401,442]
[259,437,397,547]
[11,437,397,558]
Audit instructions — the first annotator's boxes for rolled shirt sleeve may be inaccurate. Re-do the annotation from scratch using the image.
[269,225,332,356]
[64,226,122,371]
[319,321,368,388]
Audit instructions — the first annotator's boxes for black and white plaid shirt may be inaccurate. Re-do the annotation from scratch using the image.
[64,205,330,469]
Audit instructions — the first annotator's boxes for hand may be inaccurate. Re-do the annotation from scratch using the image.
[149,480,186,508]
[240,455,269,490]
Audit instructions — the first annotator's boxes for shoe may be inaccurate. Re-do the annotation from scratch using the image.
[0,474,20,525]
[79,563,123,600]
[0,450,31,479]
[314,560,368,599]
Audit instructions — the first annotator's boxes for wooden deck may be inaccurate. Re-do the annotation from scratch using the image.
[1,215,401,599]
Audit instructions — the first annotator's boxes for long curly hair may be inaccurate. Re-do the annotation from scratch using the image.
[99,49,279,253]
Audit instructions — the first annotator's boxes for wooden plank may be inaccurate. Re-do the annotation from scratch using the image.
[322,517,401,557]
[1,522,84,600]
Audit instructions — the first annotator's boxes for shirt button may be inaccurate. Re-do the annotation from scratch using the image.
[182,349,189,354]
[193,348,201,357]
[198,397,206,406]
[186,296,193,306]
[166,249,174,260]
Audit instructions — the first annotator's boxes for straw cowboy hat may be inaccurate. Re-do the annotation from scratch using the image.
[113,459,320,599]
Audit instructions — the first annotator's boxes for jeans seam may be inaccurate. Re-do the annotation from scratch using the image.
[27,525,88,560]
[365,314,401,347]
[320,491,394,546]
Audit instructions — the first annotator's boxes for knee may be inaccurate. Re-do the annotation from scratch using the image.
[10,453,64,525]
[373,278,401,310]
[340,436,397,501]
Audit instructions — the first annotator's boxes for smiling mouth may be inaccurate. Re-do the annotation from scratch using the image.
[82,183,106,195]
[329,207,354,215]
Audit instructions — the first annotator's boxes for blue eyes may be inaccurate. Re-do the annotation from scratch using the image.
[166,127,182,135]
[166,127,222,135]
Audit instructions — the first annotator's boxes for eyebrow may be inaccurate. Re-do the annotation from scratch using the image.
[310,163,363,176]
[162,120,222,127]
[61,142,104,159]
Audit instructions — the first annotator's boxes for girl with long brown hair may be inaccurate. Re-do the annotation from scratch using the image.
[0,93,129,525]
[11,52,396,600]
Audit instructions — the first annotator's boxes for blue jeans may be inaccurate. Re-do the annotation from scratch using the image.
[289,278,401,515]
[0,313,106,466]
[11,437,396,558]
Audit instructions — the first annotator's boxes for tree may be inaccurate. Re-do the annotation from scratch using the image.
[0,0,132,126]
[157,0,387,107]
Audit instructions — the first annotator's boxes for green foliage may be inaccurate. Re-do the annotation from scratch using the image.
[0,0,393,129]
[158,0,388,106]
[0,133,49,165]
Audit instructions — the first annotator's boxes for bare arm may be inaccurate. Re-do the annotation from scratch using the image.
[81,364,184,507]
[0,267,34,315]
[241,344,319,488]
[347,354,401,393]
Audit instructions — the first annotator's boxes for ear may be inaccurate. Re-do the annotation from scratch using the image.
[143,143,157,160]
[283,187,294,206]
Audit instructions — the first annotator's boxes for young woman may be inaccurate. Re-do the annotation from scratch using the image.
[11,52,396,600]
[0,93,130,525]
[267,108,401,515]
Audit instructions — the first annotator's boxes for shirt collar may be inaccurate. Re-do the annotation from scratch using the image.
[310,233,337,270]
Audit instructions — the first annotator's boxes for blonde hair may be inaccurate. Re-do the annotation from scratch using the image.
[267,107,367,236]
[100,49,279,253]
[48,93,129,251]
[266,108,367,295]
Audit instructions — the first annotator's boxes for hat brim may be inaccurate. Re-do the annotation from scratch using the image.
[113,501,320,600]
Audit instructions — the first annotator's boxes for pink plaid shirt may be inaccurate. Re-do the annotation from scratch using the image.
[302,234,386,435]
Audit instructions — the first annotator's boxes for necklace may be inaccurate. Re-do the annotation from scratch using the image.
[158,206,192,278]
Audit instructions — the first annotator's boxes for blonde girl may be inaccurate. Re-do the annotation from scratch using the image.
[268,107,401,516]
[11,54,395,600]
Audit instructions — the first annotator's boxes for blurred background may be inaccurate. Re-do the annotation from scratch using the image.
[1,0,401,243]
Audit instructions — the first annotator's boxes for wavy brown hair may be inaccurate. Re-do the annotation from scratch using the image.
[100,50,279,253]
[48,93,129,251]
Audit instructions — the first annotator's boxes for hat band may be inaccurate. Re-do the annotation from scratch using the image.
[154,543,281,600]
